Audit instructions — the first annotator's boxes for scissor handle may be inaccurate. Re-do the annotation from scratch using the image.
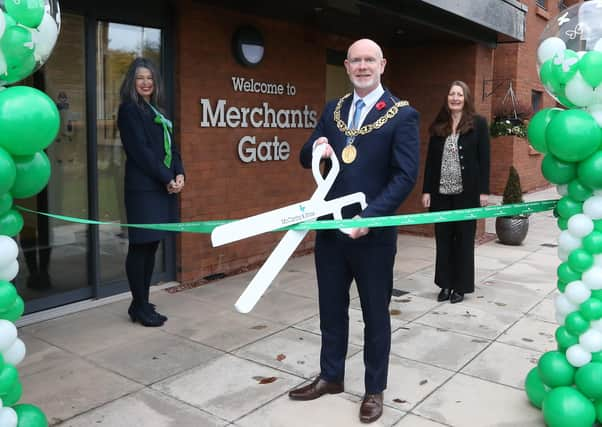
[311,143,339,201]
[333,193,368,235]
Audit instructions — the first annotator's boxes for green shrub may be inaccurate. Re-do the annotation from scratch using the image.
[502,166,524,205]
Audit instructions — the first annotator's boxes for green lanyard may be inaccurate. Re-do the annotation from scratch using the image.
[147,102,173,168]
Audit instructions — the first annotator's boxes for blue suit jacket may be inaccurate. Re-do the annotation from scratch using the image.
[300,90,420,221]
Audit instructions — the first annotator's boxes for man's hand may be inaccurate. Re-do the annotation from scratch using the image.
[313,137,333,158]
[349,215,369,239]
[480,194,488,206]
[421,193,430,208]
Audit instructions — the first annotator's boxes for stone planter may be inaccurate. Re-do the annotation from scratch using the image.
[495,215,529,245]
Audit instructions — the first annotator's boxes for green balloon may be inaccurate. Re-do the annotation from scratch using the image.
[579,51,602,88]
[558,279,568,293]
[0,147,15,195]
[10,151,51,199]
[0,281,17,313]
[592,289,602,301]
[541,59,564,95]
[547,109,602,162]
[5,0,45,28]
[0,209,23,237]
[565,311,590,336]
[578,151,602,190]
[0,193,12,216]
[556,196,583,219]
[528,108,561,154]
[542,154,577,184]
[0,25,33,62]
[3,52,36,85]
[0,86,60,156]
[556,326,579,349]
[0,296,24,322]
[581,297,602,320]
[568,179,593,202]
[556,90,578,109]
[538,351,576,388]
[575,362,602,400]
[558,262,581,283]
[558,217,568,231]
[13,403,48,427]
[592,351,602,363]
[2,379,21,406]
[569,248,594,272]
[525,367,549,409]
[0,364,18,395]
[543,387,596,427]
[583,231,602,254]
[552,50,580,85]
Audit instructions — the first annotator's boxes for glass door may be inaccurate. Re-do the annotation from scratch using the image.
[95,22,165,285]
[16,13,90,311]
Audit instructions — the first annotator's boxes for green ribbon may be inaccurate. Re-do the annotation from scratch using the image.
[147,102,172,168]
[16,200,556,234]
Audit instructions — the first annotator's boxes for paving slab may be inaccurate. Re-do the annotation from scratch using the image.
[497,316,557,353]
[413,374,544,427]
[393,413,448,426]
[60,388,228,427]
[461,342,541,389]
[390,324,490,371]
[153,354,301,422]
[235,393,404,427]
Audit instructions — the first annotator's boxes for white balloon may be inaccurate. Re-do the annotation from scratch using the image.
[595,38,602,52]
[568,214,595,238]
[0,407,17,427]
[557,184,568,196]
[584,196,602,219]
[0,321,17,353]
[566,72,596,107]
[583,265,602,290]
[0,237,18,270]
[0,260,18,282]
[556,311,566,325]
[566,344,592,367]
[30,13,58,63]
[588,104,602,128]
[591,319,602,332]
[565,280,592,304]
[538,37,567,63]
[555,293,579,316]
[580,329,602,352]
[2,338,25,366]
[594,254,602,267]
[558,230,582,253]
[558,246,569,261]
[0,11,5,40]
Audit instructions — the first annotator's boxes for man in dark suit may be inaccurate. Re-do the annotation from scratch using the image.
[288,39,420,423]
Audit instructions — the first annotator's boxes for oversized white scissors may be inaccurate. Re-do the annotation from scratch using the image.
[211,144,367,313]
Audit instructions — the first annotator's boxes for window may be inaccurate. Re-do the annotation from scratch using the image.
[558,0,567,10]
[532,90,543,113]
[536,0,547,8]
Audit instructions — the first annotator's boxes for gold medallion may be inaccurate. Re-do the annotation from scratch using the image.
[342,145,357,164]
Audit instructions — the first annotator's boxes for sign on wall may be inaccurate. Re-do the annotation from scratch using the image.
[200,77,318,163]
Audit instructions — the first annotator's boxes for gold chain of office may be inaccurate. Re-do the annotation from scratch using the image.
[333,93,409,137]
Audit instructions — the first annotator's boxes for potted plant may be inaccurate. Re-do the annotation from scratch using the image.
[495,166,529,245]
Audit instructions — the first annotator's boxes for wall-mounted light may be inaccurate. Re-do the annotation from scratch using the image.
[232,25,264,67]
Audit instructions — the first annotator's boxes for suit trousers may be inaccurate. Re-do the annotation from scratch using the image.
[431,193,477,294]
[314,229,396,394]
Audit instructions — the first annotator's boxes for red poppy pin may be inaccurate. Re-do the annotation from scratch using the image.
[375,101,386,111]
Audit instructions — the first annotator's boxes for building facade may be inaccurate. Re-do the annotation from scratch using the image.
[18,0,567,314]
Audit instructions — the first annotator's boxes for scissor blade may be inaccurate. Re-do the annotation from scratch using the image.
[211,200,320,246]
[234,229,308,313]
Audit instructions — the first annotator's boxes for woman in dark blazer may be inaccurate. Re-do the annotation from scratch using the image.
[422,81,490,304]
[117,57,185,326]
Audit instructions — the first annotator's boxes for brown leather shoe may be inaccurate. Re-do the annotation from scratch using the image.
[359,393,383,423]
[288,377,344,401]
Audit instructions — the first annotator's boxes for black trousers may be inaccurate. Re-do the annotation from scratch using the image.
[314,229,396,394]
[431,193,477,294]
[125,241,160,307]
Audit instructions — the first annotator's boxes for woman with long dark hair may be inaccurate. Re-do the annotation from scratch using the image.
[117,57,185,326]
[422,81,490,304]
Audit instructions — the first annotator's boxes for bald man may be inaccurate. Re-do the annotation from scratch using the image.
[288,39,420,423]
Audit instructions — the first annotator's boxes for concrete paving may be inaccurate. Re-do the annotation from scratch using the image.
[16,188,560,426]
